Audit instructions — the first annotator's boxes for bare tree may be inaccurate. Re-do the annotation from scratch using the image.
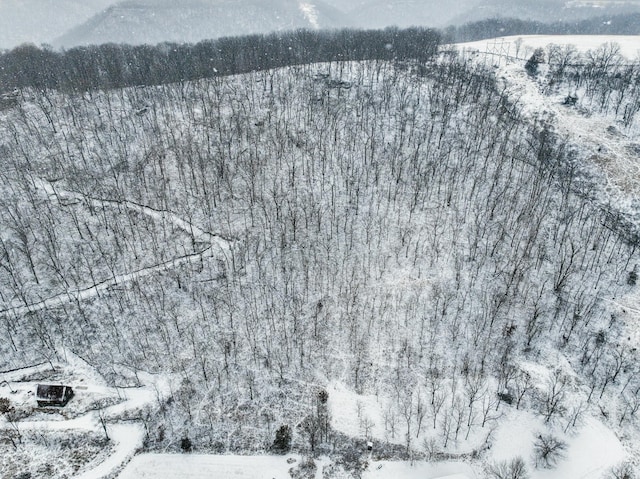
[540,370,568,423]
[488,456,529,479]
[608,462,636,479]
[534,433,567,468]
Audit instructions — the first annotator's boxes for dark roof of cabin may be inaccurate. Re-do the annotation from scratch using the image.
[36,384,72,401]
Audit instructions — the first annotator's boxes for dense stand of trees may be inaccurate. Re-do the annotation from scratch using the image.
[446,13,640,43]
[3,15,639,95]
[1,50,639,462]
[0,27,440,94]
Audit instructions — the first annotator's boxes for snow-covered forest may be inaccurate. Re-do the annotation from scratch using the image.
[1,29,640,479]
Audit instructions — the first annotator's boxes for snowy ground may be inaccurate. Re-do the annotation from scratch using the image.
[117,453,477,479]
[455,35,640,60]
[489,409,626,479]
[327,381,387,443]
[75,424,145,479]
[118,454,303,479]
[327,379,627,478]
[327,378,493,455]
[363,461,475,479]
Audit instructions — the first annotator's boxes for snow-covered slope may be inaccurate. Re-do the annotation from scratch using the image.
[457,34,640,59]
[321,0,640,29]
[450,38,640,473]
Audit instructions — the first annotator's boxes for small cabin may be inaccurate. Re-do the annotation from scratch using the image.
[36,384,74,407]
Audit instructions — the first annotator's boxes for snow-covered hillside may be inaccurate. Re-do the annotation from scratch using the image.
[2,33,640,479]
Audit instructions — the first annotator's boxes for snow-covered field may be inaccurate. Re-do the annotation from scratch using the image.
[327,379,627,479]
[117,454,476,479]
[456,35,640,59]
[490,410,626,479]
[363,461,474,479]
[118,454,301,479]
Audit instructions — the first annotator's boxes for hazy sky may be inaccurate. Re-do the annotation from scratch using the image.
[0,0,114,48]
[0,0,638,50]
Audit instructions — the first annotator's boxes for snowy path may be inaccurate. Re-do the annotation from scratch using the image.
[14,402,151,479]
[75,423,145,479]
[0,180,220,477]
[34,178,222,244]
[0,362,50,381]
[0,246,215,318]
[0,179,232,318]
[119,454,302,479]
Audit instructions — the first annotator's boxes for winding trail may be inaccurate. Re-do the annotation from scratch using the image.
[35,178,221,244]
[76,423,146,479]
[0,178,232,318]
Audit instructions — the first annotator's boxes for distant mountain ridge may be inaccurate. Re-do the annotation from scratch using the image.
[53,0,348,48]
[0,0,113,49]
[451,0,640,24]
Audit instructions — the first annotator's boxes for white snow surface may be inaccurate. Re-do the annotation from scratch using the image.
[542,418,626,479]
[76,423,145,479]
[489,409,626,479]
[362,461,476,479]
[327,381,387,442]
[117,454,476,479]
[118,454,302,479]
[327,379,491,454]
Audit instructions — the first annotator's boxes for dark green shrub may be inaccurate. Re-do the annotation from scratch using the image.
[525,48,545,76]
[0,397,12,414]
[272,424,292,453]
[180,436,192,452]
